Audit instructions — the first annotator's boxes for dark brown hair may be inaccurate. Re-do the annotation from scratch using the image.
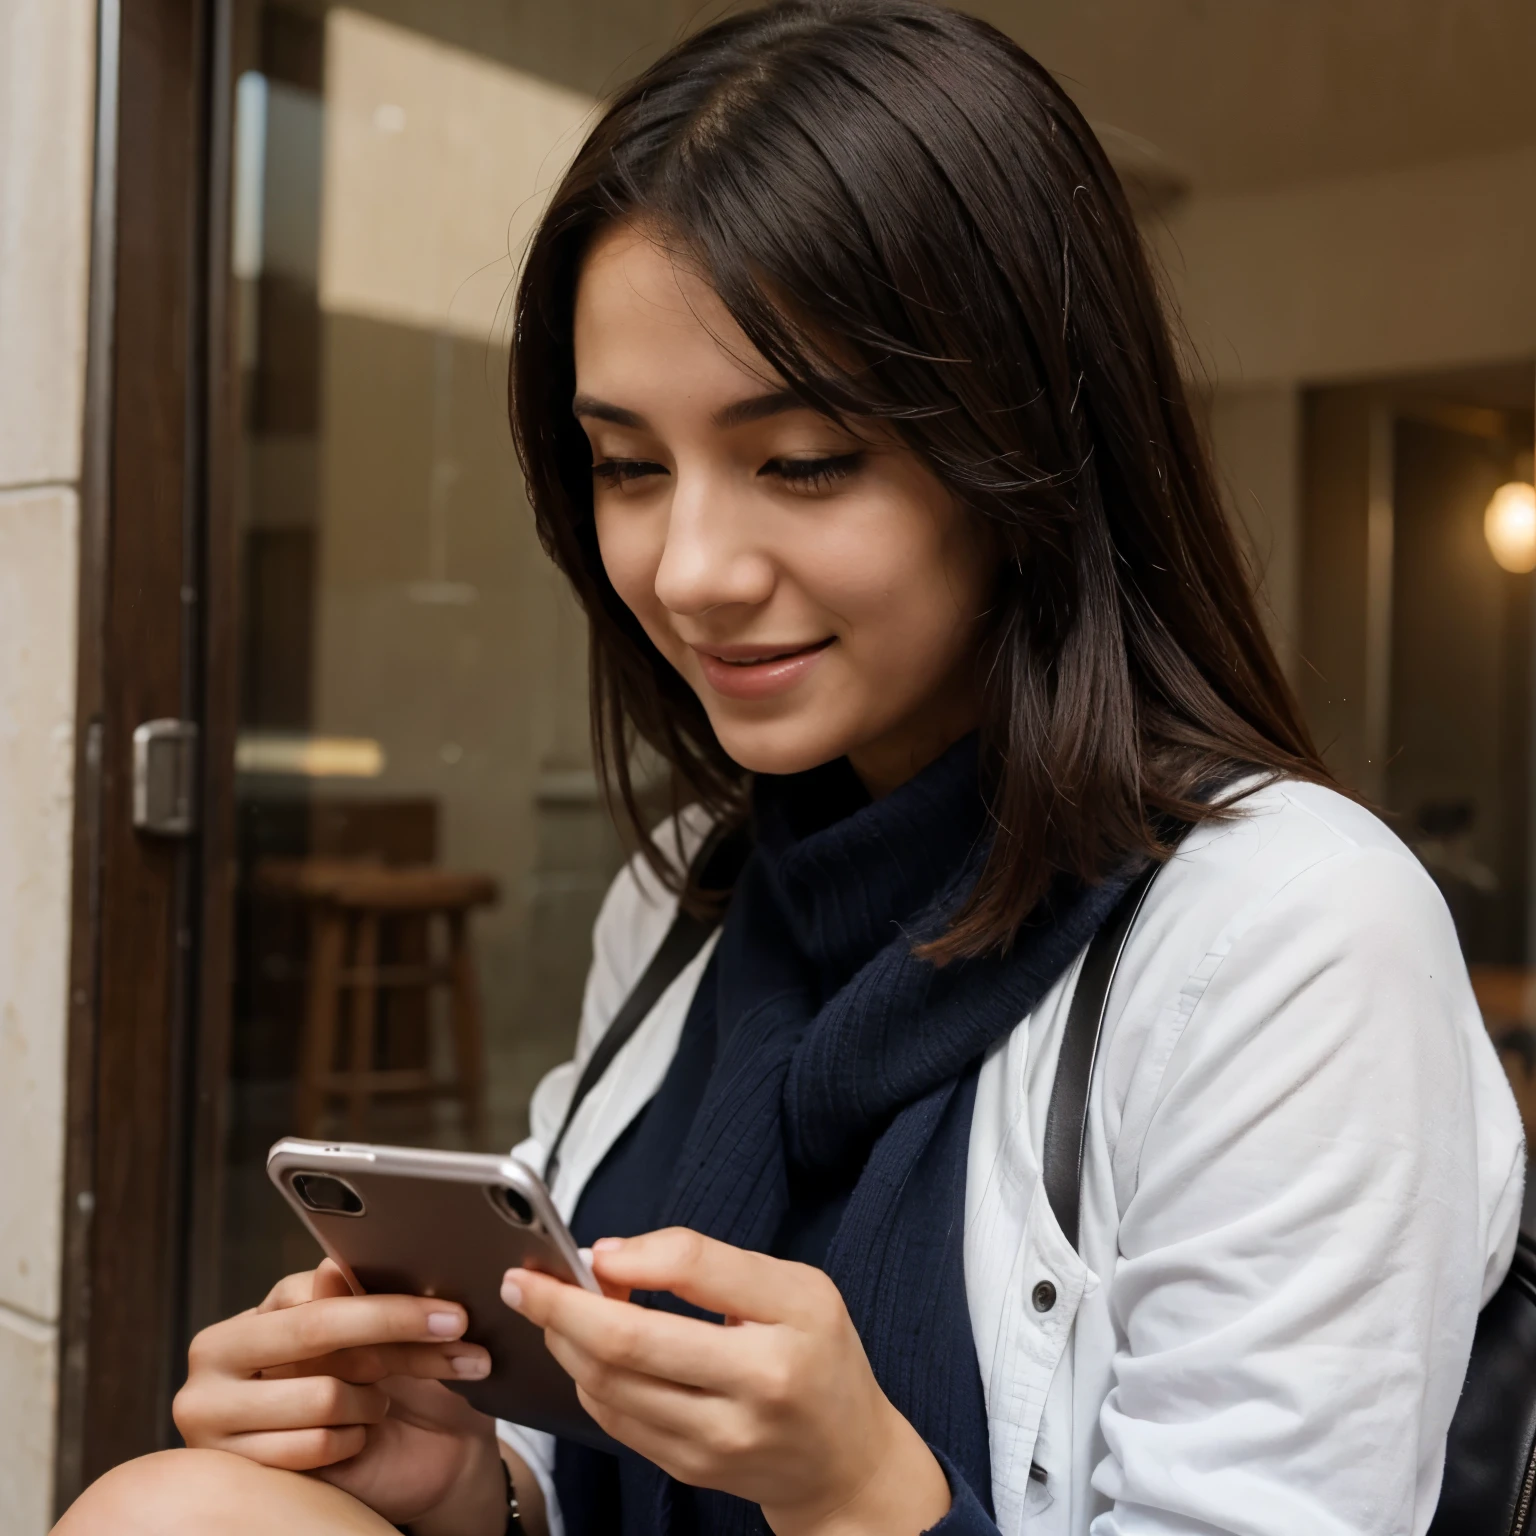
[510,0,1330,959]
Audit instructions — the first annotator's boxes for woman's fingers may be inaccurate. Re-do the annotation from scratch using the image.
[254,1259,354,1314]
[504,1269,746,1391]
[579,1245,632,1303]
[182,1373,393,1435]
[541,1328,711,1434]
[257,1271,321,1313]
[569,1389,746,1494]
[190,1294,469,1377]
[311,1258,357,1300]
[331,1341,491,1383]
[221,1425,369,1472]
[550,1333,662,1410]
[255,1260,358,1316]
[256,1340,490,1385]
[571,1391,701,1479]
[590,1229,823,1326]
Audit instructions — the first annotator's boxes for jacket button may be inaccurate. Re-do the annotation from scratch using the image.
[1032,1280,1057,1313]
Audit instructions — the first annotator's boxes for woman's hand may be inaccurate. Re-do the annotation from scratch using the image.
[172,1259,512,1535]
[503,1229,951,1536]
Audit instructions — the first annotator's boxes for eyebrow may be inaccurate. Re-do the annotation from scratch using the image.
[571,388,810,431]
[715,388,805,429]
[571,393,645,428]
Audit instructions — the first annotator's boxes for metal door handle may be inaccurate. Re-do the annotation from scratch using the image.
[132,719,199,837]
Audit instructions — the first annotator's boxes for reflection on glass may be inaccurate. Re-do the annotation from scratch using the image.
[220,3,628,1314]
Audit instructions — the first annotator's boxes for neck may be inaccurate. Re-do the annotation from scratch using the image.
[845,692,981,799]
[750,731,987,985]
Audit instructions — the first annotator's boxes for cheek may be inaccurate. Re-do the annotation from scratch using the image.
[808,504,989,673]
[595,506,665,626]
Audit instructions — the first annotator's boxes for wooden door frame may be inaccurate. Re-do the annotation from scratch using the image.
[186,0,242,1350]
[54,0,228,1507]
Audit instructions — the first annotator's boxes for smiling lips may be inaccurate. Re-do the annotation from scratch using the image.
[693,638,835,700]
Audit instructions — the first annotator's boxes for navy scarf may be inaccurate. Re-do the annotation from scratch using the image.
[628,737,1135,1534]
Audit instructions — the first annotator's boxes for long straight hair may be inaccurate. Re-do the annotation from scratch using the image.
[511,0,1331,959]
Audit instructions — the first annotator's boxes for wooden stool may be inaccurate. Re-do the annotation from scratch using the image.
[256,859,500,1144]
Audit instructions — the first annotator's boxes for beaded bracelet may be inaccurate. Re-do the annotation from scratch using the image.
[394,1456,523,1536]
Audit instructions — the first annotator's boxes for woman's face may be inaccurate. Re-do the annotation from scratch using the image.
[573,223,996,795]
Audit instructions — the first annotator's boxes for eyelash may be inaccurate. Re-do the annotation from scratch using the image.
[590,453,863,494]
[767,453,863,492]
[590,459,662,487]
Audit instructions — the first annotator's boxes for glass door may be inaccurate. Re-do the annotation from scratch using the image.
[208,0,682,1319]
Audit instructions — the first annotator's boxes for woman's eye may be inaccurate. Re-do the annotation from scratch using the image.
[762,452,863,494]
[592,458,666,491]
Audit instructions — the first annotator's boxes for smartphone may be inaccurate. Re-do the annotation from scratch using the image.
[267,1137,611,1447]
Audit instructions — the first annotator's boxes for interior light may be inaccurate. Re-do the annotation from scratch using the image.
[235,734,386,778]
[1483,481,1536,574]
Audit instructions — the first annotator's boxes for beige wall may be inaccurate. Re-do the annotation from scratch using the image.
[0,0,94,1528]
[1207,385,1303,673]
[1158,144,1536,389]
[1163,142,1536,687]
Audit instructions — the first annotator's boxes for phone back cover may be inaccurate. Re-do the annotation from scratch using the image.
[272,1153,613,1449]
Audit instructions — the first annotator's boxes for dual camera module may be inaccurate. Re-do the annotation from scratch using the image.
[289,1172,535,1226]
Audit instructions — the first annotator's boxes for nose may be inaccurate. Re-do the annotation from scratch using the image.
[651,466,775,618]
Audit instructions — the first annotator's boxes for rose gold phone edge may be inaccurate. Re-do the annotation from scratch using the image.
[266,1137,611,1448]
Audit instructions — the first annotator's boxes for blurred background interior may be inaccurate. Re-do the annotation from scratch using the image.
[217,2,1536,1312]
[131,0,1536,1423]
[5,0,1536,1526]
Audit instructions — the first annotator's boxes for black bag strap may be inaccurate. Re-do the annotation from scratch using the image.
[543,823,752,1187]
[1040,862,1160,1255]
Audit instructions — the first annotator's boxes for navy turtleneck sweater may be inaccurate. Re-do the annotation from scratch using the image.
[552,736,1132,1535]
[568,747,955,1270]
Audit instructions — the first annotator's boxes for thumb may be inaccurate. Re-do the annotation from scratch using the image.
[579,1245,631,1303]
[312,1256,359,1301]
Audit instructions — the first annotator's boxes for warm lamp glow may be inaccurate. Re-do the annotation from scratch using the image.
[234,734,386,778]
[1484,481,1536,574]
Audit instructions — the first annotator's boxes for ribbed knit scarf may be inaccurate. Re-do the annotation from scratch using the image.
[633,737,1136,1535]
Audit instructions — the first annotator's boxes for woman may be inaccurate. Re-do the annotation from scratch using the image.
[58,3,1524,1534]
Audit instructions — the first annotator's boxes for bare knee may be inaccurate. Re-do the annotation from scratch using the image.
[52,1448,380,1536]
[55,1450,263,1535]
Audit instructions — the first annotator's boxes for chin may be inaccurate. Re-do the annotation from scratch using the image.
[708,716,854,779]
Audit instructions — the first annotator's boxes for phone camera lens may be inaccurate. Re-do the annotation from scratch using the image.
[292,1173,364,1215]
[499,1187,534,1225]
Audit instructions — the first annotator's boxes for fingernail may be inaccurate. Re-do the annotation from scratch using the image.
[450,1352,490,1379]
[427,1311,464,1337]
[501,1275,525,1310]
[593,1236,625,1252]
[578,1247,594,1267]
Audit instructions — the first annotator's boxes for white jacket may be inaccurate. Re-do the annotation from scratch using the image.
[501,779,1525,1536]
